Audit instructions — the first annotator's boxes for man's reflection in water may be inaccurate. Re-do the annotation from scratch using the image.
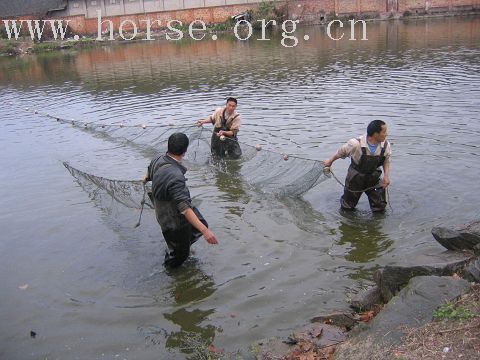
[211,157,249,217]
[337,212,394,268]
[163,260,218,357]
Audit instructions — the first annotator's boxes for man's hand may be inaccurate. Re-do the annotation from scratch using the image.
[202,229,218,244]
[184,208,218,244]
[142,175,150,184]
[196,119,204,127]
[383,175,390,188]
[323,159,333,168]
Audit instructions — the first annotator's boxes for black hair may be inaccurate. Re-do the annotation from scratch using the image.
[226,97,237,105]
[167,132,189,155]
[367,120,386,136]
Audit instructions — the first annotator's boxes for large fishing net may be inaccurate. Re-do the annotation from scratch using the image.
[63,161,152,211]
[26,105,327,198]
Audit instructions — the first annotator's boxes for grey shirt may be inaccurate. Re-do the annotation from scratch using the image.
[148,153,192,232]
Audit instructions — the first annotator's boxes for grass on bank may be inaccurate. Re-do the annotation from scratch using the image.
[0,37,99,56]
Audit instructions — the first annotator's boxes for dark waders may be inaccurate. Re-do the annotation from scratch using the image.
[211,129,242,159]
[162,207,208,268]
[211,110,242,159]
[341,142,388,212]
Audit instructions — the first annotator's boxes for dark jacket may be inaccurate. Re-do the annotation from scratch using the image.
[148,153,192,232]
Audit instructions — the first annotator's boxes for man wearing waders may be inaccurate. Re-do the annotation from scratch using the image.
[323,120,391,212]
[197,97,242,159]
[144,133,218,268]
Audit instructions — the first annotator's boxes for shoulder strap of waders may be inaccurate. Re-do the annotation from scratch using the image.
[380,140,388,157]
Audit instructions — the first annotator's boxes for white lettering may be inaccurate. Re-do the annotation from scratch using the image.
[166,20,184,41]
[2,20,23,40]
[327,20,344,41]
[50,20,70,40]
[188,20,206,41]
[281,20,299,48]
[258,19,276,41]
[234,20,252,41]
[119,19,137,41]
[25,20,48,41]
[349,19,367,40]
[96,10,114,41]
[139,19,161,41]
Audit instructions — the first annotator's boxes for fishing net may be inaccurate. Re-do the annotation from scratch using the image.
[63,161,155,231]
[35,107,327,197]
[63,161,151,211]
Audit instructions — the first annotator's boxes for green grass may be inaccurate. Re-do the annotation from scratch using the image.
[0,40,19,56]
[32,42,62,52]
[433,303,475,321]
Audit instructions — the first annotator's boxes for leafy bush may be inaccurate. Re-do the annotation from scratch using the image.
[433,303,475,320]
[0,41,19,56]
[248,1,284,30]
[0,25,8,39]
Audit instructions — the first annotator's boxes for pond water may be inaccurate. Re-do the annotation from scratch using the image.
[1,16,480,359]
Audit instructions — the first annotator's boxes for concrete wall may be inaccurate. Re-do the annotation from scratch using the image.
[104,0,124,16]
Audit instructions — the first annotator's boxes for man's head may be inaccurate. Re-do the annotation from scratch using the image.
[167,133,189,156]
[225,97,237,114]
[367,120,387,142]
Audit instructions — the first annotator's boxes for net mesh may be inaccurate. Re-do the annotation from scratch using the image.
[38,107,327,198]
[63,161,152,211]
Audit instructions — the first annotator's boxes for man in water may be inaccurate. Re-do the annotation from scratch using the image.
[323,120,391,212]
[197,97,242,159]
[144,132,218,267]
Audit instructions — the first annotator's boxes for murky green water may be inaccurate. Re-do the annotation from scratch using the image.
[1,16,480,359]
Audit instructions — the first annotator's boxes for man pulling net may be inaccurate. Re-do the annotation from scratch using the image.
[197,97,242,159]
[323,120,392,212]
[144,133,219,268]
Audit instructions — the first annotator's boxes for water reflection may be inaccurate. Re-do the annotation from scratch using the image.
[2,17,479,92]
[211,157,250,217]
[337,213,394,264]
[279,195,329,238]
[163,261,218,357]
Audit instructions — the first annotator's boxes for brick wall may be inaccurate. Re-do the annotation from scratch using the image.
[4,0,478,35]
[399,0,480,12]
[80,4,256,34]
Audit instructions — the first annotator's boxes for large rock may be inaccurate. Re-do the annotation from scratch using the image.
[310,312,359,330]
[464,257,480,282]
[374,251,472,302]
[366,276,470,344]
[432,219,480,251]
[334,276,471,359]
[349,286,382,311]
[474,243,480,256]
